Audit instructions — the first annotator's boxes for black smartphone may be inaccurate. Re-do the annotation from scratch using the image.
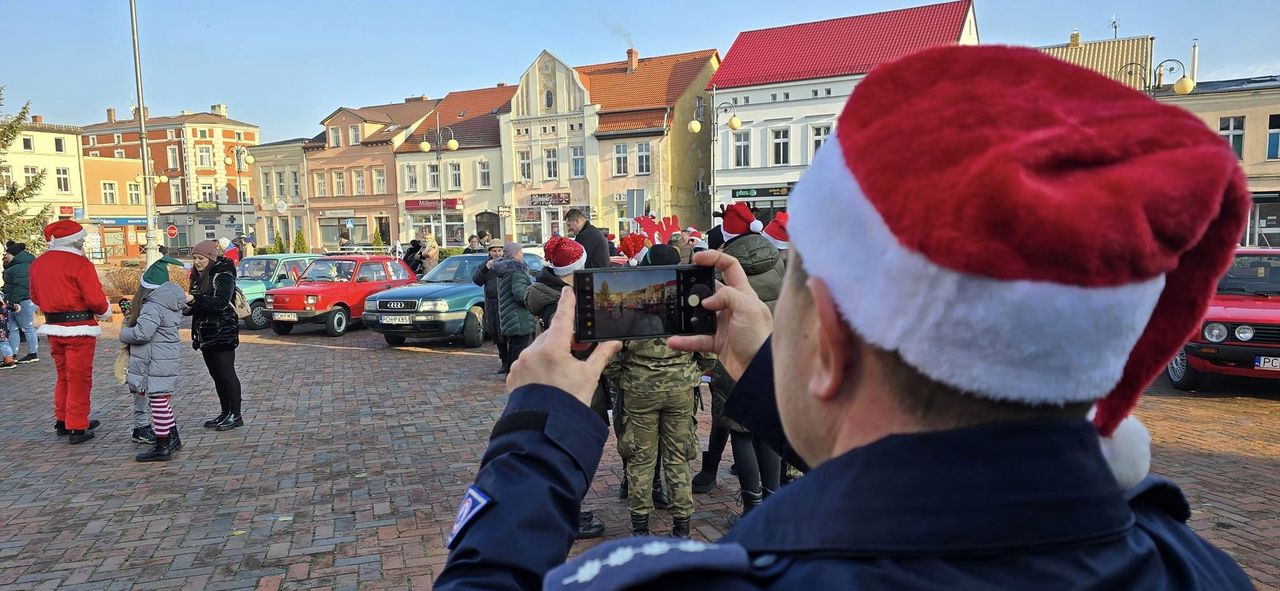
[573,265,717,343]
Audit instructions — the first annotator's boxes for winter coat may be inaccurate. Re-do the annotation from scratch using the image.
[493,258,535,337]
[403,244,425,275]
[120,282,185,393]
[472,261,502,337]
[604,337,717,394]
[2,250,34,303]
[189,258,240,351]
[574,222,611,269]
[721,232,785,312]
[0,296,9,343]
[525,267,569,330]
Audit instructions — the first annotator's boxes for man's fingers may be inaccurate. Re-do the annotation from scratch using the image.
[690,251,750,291]
[547,287,577,343]
[667,334,715,353]
[585,340,623,375]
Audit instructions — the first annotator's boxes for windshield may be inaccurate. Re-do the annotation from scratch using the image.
[301,259,356,282]
[423,256,485,283]
[1218,254,1280,295]
[238,258,275,280]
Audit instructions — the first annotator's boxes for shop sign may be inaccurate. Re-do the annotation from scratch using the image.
[91,216,148,226]
[196,201,219,211]
[732,186,791,199]
[322,209,356,218]
[612,194,628,203]
[529,193,570,206]
[497,205,512,218]
[59,206,75,215]
[404,199,463,210]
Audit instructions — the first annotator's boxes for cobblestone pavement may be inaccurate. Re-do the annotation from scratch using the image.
[0,321,1276,590]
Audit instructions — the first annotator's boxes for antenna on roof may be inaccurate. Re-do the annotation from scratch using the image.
[1110,15,1119,39]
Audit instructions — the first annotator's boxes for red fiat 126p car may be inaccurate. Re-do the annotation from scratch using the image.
[1167,248,1280,389]
[265,255,416,337]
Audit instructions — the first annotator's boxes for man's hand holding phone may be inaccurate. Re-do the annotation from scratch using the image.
[506,287,622,407]
[668,251,773,381]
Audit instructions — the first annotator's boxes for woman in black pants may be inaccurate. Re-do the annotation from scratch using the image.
[186,240,243,431]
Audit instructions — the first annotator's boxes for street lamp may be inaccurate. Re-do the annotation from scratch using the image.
[687,95,741,222]
[224,146,255,238]
[1117,59,1197,96]
[133,173,168,251]
[418,111,458,247]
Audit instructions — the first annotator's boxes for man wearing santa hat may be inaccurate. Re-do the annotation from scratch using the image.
[761,212,789,259]
[29,220,111,444]
[435,46,1251,589]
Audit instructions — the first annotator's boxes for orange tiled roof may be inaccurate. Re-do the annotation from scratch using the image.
[597,109,668,134]
[396,85,517,153]
[575,49,718,114]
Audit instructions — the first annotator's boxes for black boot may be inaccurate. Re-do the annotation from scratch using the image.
[619,459,629,500]
[132,426,156,444]
[136,437,173,462]
[57,419,99,436]
[68,429,95,445]
[214,414,244,431]
[630,513,650,536]
[726,490,763,527]
[575,510,605,539]
[204,412,228,429]
[692,451,720,494]
[652,477,671,510]
[671,517,691,539]
[169,427,183,452]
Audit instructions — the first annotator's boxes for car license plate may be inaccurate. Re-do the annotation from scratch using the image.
[1255,356,1280,371]
[272,312,298,321]
[381,315,412,325]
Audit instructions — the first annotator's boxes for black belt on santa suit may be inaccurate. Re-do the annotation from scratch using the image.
[44,311,95,323]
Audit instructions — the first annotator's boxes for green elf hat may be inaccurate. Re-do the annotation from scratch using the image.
[141,256,184,289]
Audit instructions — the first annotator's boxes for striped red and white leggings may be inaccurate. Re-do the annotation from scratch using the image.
[148,394,175,438]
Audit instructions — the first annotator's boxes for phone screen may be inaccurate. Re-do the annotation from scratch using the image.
[586,269,680,340]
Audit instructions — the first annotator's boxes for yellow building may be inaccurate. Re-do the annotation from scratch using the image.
[82,156,149,259]
[1039,32,1155,91]
[2,115,86,222]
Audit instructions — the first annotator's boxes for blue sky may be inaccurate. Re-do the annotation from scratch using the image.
[2,0,1276,142]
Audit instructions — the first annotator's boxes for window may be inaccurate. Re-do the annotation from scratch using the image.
[358,262,389,282]
[636,143,651,175]
[349,125,361,145]
[372,168,385,194]
[389,261,411,281]
[733,131,750,167]
[88,136,97,146]
[812,89,819,98]
[56,168,70,193]
[449,162,462,190]
[166,129,175,140]
[772,128,790,165]
[1220,116,1245,159]
[197,146,212,168]
[262,171,273,198]
[0,166,10,189]
[127,183,141,205]
[404,164,418,191]
[825,88,832,96]
[518,150,531,181]
[114,149,126,159]
[200,183,214,202]
[171,183,182,204]
[54,137,65,153]
[23,166,38,185]
[113,133,122,143]
[477,161,491,188]
[545,90,554,110]
[88,150,99,157]
[542,126,549,134]
[812,125,831,154]
[314,172,328,196]
[571,146,585,178]
[732,97,738,105]
[771,93,777,102]
[428,163,440,190]
[743,96,750,105]
[1268,114,1280,160]
[329,126,341,147]
[198,129,208,139]
[333,171,346,196]
[783,92,790,100]
[102,181,118,204]
[613,144,628,176]
[166,145,178,168]
[235,131,244,141]
[545,148,559,179]
[353,169,366,195]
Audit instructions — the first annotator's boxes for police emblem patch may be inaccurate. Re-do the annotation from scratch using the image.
[447,486,492,549]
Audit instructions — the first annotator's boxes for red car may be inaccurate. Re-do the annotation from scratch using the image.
[1167,248,1280,389]
[265,255,416,337]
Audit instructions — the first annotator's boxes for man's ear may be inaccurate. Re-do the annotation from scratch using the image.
[807,277,854,401]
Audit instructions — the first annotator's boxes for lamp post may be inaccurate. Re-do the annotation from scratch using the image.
[687,93,742,223]
[418,111,459,247]
[127,0,163,265]
[1117,59,1197,96]
[224,146,255,239]
[133,173,168,254]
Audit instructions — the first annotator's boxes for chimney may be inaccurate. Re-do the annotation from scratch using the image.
[31,115,43,125]
[106,108,116,123]
[211,103,228,117]
[626,48,638,73]
[1190,39,1200,82]
[131,106,149,120]
[497,81,507,87]
[1069,30,1081,48]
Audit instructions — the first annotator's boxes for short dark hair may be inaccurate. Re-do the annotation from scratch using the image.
[468,234,479,242]
[564,209,586,223]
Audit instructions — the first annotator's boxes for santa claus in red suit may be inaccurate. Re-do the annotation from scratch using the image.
[29,220,110,444]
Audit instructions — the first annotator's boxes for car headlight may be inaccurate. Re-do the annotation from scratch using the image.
[1203,322,1228,343]
[364,298,377,311]
[265,295,274,303]
[305,295,319,305]
[1235,325,1255,342]
[419,300,449,312]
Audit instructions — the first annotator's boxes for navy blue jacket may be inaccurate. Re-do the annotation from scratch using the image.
[435,341,1253,590]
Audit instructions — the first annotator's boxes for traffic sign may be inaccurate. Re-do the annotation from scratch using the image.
[166,225,178,238]
[345,218,355,229]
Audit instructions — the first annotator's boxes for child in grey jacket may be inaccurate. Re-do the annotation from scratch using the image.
[120,258,187,462]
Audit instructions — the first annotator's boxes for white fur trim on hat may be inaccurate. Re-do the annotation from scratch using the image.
[553,251,587,276]
[789,136,1166,406]
[764,234,789,250]
[38,323,103,338]
[48,228,88,248]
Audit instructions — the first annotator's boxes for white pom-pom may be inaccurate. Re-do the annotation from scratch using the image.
[628,258,638,267]
[749,219,764,233]
[1098,415,1150,490]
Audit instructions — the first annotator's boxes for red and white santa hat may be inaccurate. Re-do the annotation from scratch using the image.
[43,220,88,249]
[788,45,1250,490]
[719,202,763,242]
[762,213,789,250]
[542,236,586,276]
[618,234,648,267]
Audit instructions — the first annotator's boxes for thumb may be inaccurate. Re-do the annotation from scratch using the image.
[585,340,623,375]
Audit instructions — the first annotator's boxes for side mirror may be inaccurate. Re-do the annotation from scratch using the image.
[356,276,369,283]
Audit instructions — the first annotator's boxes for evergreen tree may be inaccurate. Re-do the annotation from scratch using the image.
[371,228,384,249]
[0,87,49,250]
[292,232,308,254]
[273,231,286,254]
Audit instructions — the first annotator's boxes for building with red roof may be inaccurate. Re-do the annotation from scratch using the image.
[706,1,977,222]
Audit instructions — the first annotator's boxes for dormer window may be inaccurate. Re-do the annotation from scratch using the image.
[545,90,554,111]
[329,126,341,147]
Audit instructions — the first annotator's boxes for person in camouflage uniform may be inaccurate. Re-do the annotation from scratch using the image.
[604,245,717,539]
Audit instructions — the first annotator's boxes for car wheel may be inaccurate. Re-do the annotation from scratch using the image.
[244,301,270,330]
[271,321,294,335]
[325,307,350,337]
[1166,349,1205,390]
[463,306,484,348]
[384,334,407,347]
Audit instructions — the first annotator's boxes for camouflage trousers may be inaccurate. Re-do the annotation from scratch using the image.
[618,389,698,519]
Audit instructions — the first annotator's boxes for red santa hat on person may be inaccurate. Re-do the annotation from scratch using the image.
[762,212,789,250]
[542,236,586,276]
[618,234,648,267]
[718,202,763,242]
[43,220,88,249]
[787,45,1250,490]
